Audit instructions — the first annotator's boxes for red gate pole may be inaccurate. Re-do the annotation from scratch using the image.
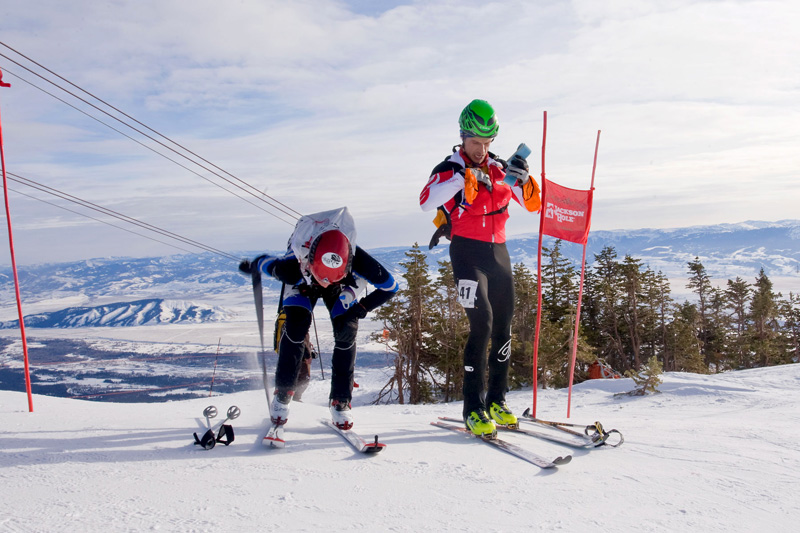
[566,130,600,418]
[0,69,34,412]
[531,111,547,417]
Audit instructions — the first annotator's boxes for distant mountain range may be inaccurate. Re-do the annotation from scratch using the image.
[509,219,800,283]
[379,219,800,288]
[0,298,231,329]
[2,219,799,329]
[2,219,799,402]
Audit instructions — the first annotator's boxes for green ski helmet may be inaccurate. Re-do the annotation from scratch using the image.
[459,99,499,138]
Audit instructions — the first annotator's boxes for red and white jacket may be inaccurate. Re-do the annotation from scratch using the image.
[419,149,541,244]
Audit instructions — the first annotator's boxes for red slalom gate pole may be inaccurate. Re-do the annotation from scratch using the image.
[566,130,600,418]
[531,110,547,417]
[0,69,34,412]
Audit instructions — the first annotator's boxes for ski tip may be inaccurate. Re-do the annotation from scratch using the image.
[554,455,572,465]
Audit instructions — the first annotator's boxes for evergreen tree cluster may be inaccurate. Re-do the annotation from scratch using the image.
[371,242,800,404]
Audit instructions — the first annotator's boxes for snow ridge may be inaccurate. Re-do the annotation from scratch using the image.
[0,298,232,328]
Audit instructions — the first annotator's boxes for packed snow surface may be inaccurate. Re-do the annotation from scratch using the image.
[2,364,799,532]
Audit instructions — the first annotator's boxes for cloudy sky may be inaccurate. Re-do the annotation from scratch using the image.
[0,0,798,265]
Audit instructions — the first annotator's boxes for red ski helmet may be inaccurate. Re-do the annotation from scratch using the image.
[308,229,352,287]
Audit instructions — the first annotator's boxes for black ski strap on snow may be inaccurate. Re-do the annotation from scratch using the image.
[215,424,235,446]
[584,421,624,447]
[193,425,235,449]
[194,429,217,450]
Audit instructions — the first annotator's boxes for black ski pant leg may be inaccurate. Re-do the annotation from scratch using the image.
[328,314,358,402]
[461,271,492,418]
[485,243,514,406]
[275,305,313,393]
[323,287,359,402]
[450,236,493,418]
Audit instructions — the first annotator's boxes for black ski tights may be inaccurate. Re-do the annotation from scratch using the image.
[449,236,514,418]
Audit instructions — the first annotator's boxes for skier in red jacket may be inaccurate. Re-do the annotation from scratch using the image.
[420,99,541,437]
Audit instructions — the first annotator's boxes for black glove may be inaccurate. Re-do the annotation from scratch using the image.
[505,155,530,185]
[238,254,270,276]
[297,283,323,299]
[341,302,368,322]
[238,259,253,275]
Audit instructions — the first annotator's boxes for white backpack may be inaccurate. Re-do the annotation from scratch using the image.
[287,206,357,282]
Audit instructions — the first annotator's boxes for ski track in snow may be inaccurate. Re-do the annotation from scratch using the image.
[2,364,800,532]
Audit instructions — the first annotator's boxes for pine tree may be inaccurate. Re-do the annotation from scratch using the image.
[779,292,800,364]
[668,301,706,373]
[725,277,752,368]
[706,287,730,371]
[620,255,646,369]
[748,268,781,367]
[508,262,537,389]
[618,355,663,396]
[687,257,714,368]
[644,270,673,370]
[429,259,469,402]
[535,242,594,388]
[584,245,627,372]
[372,244,437,404]
[541,240,577,323]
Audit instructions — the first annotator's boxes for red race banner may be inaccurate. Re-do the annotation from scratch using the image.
[540,179,593,245]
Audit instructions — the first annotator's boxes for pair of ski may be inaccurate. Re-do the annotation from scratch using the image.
[433,412,623,469]
[263,419,386,454]
[432,418,571,469]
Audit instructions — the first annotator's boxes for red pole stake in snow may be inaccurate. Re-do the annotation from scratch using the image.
[0,68,34,412]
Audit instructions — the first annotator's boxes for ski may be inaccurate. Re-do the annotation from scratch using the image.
[431,421,571,469]
[520,408,624,447]
[437,416,596,449]
[323,420,386,454]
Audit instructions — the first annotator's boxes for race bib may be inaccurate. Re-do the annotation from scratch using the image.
[457,279,479,309]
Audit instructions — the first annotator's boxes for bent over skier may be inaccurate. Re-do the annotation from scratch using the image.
[239,207,397,436]
[419,99,541,438]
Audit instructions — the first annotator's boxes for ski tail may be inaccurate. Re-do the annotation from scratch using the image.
[263,423,285,448]
[323,420,386,454]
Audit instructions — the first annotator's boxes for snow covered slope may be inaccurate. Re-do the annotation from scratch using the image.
[2,364,798,531]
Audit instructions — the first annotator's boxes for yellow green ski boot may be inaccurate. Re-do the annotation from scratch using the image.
[489,401,518,428]
[464,409,497,439]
